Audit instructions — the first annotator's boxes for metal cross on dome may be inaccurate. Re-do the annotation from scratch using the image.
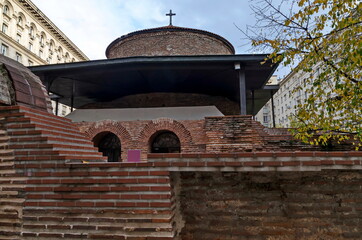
[166,10,176,26]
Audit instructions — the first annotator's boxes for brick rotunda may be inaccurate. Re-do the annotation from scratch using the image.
[0,20,361,240]
[105,25,235,58]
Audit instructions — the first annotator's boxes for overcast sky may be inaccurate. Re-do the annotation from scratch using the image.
[31,0,288,77]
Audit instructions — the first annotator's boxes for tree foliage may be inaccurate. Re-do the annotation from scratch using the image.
[244,0,362,148]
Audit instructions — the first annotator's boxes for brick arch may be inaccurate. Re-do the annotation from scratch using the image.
[137,118,194,154]
[82,120,133,161]
[84,120,132,146]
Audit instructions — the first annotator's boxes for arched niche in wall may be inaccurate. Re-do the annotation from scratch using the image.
[17,12,26,28]
[93,131,121,162]
[29,23,37,40]
[149,130,181,153]
[39,31,46,47]
[2,1,13,16]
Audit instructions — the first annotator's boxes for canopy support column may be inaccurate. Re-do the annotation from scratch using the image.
[71,80,75,112]
[55,98,59,116]
[270,90,275,128]
[251,90,255,119]
[236,63,246,115]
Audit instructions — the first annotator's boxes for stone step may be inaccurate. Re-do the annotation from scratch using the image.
[23,111,78,129]
[0,149,14,156]
[6,121,88,140]
[26,121,83,136]
[0,161,14,168]
[14,105,73,124]
[47,136,95,146]
[0,156,15,162]
[0,169,16,175]
[7,129,43,137]
[16,155,107,162]
[9,143,100,153]
[52,144,99,153]
[0,141,9,147]
[7,128,89,141]
[23,212,172,219]
[26,193,172,201]
[0,130,7,135]
[14,149,104,158]
[9,136,94,148]
[3,112,79,133]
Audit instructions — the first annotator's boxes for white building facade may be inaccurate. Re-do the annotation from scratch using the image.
[256,69,316,128]
[255,75,280,127]
[0,0,89,116]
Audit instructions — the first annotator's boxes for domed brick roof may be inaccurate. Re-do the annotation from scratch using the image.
[0,55,52,113]
[106,25,235,58]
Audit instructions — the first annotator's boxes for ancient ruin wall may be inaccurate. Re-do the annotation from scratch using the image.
[179,171,362,240]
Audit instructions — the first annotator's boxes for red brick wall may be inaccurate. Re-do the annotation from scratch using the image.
[2,102,361,240]
[205,115,265,152]
[77,115,347,162]
[80,118,207,161]
[0,116,25,239]
[178,171,362,240]
[21,163,175,239]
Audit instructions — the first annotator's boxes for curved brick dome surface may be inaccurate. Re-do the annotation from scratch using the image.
[0,55,52,113]
[106,25,235,58]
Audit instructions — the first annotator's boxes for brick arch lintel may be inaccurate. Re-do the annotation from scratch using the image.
[83,120,133,149]
[137,118,193,152]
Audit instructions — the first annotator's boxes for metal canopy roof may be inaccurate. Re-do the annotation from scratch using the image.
[29,54,279,115]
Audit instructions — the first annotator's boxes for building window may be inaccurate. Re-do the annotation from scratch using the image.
[1,44,8,55]
[28,60,33,66]
[3,5,9,15]
[39,50,43,58]
[65,53,70,62]
[16,52,22,63]
[49,41,53,54]
[16,33,21,43]
[29,26,34,39]
[28,42,33,51]
[17,16,22,25]
[40,35,44,47]
[263,115,268,123]
[2,23,8,34]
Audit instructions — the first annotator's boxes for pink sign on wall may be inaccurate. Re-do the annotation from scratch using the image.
[127,150,141,162]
